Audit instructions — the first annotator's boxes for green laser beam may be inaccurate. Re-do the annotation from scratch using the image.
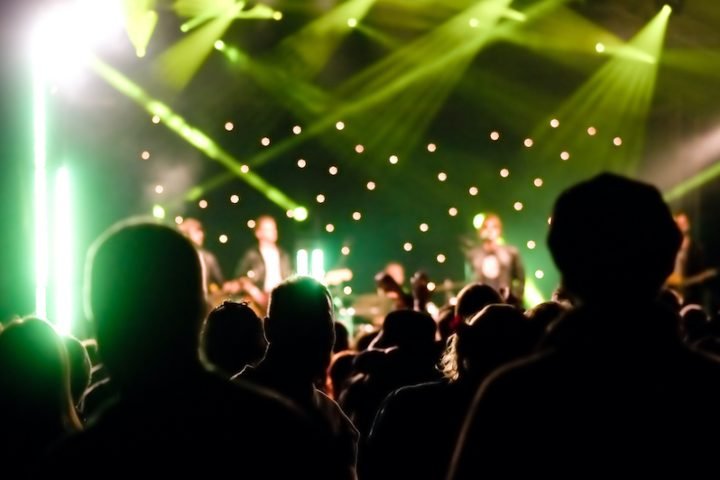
[90,56,304,215]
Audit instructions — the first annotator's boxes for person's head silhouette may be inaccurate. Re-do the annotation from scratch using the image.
[548,173,681,305]
[86,221,206,391]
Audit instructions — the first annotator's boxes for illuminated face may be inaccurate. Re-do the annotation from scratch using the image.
[675,214,690,235]
[480,216,502,241]
[255,217,278,244]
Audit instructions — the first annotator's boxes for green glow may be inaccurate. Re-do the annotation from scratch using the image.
[158,2,243,90]
[214,39,225,50]
[524,278,546,307]
[296,249,309,276]
[90,57,301,214]
[472,213,486,230]
[191,0,515,197]
[664,161,720,202]
[529,5,671,177]
[32,34,49,319]
[293,206,309,222]
[53,167,73,335]
[274,0,376,79]
[122,0,158,57]
[152,204,166,219]
[311,249,325,282]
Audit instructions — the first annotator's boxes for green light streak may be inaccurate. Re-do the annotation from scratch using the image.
[32,35,49,319]
[529,5,672,176]
[311,249,325,282]
[297,249,309,276]
[122,0,158,57]
[158,2,243,90]
[524,278,546,307]
[53,167,73,335]
[90,57,303,215]
[664,161,720,202]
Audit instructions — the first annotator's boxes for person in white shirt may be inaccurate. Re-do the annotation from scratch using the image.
[234,215,292,312]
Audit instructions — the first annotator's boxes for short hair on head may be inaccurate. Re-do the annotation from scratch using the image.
[85,219,206,384]
[265,276,335,350]
[548,173,681,303]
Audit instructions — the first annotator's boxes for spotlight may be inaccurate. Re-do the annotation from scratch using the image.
[656,1,681,14]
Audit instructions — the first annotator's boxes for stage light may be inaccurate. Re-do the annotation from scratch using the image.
[247,219,256,228]
[296,250,309,276]
[535,270,545,279]
[613,136,623,146]
[348,18,358,28]
[534,178,544,187]
[436,254,446,264]
[352,211,362,221]
[336,121,345,130]
[438,172,447,182]
[240,165,249,173]
[153,205,165,219]
[595,42,606,53]
[403,242,413,252]
[587,126,597,136]
[343,286,353,295]
[230,194,239,203]
[550,118,560,128]
[329,166,338,175]
[155,185,164,194]
[560,151,570,160]
[355,144,365,153]
[490,131,500,140]
[427,143,437,152]
[500,168,510,178]
[389,155,399,164]
[141,150,150,160]
[199,199,208,208]
[311,249,325,281]
[326,224,335,233]
[219,234,228,244]
[292,125,302,134]
[473,213,486,230]
[152,115,161,124]
[469,18,480,28]
[449,207,458,216]
[419,223,429,232]
[524,138,534,147]
[175,216,184,224]
[316,194,325,203]
[427,282,436,292]
[293,206,309,221]
[527,240,536,249]
[214,40,226,50]
[273,11,283,21]
[225,122,234,131]
[297,159,306,168]
[513,201,523,211]
[366,181,376,190]
[261,137,271,146]
[341,246,351,256]
[469,186,479,196]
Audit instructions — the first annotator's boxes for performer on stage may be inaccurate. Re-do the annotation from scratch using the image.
[234,215,292,310]
[465,214,525,303]
[178,218,225,292]
[667,212,714,305]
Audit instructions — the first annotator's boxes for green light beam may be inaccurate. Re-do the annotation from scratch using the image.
[190,0,560,197]
[529,5,671,177]
[90,57,304,215]
[157,1,244,90]
[32,35,49,319]
[52,166,73,335]
[664,161,720,202]
[122,0,158,57]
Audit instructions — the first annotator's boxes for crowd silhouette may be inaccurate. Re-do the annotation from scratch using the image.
[3,173,720,478]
